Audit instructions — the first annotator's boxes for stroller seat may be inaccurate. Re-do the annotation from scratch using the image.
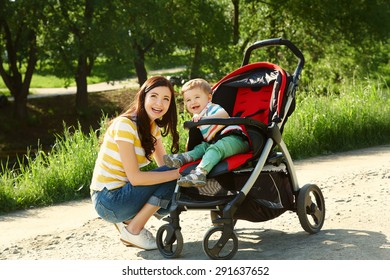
[180,62,292,179]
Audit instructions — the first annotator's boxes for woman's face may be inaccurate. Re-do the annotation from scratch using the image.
[144,86,172,121]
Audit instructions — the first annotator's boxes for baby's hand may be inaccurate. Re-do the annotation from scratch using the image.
[192,114,202,122]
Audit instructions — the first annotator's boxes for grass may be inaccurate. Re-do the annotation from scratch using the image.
[0,74,110,96]
[284,78,390,158]
[0,123,101,212]
[0,77,389,214]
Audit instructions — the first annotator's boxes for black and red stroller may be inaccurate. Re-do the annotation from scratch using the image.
[156,38,325,260]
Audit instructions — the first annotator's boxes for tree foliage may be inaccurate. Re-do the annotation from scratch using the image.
[0,0,45,120]
[0,0,389,120]
[42,0,116,111]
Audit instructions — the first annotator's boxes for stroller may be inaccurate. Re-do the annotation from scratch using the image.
[156,38,325,260]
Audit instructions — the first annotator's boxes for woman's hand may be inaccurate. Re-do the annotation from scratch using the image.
[118,140,180,186]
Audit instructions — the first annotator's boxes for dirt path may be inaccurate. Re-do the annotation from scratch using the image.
[1,145,389,260]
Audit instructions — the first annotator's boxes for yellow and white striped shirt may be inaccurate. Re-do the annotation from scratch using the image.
[90,117,161,191]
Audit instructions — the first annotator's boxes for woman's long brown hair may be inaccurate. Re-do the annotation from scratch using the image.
[119,76,179,161]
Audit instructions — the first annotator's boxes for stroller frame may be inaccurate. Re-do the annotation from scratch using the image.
[156,38,325,260]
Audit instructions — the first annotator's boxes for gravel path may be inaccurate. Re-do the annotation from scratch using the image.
[1,145,389,260]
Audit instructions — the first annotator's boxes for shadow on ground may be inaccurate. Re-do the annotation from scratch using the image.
[139,228,390,260]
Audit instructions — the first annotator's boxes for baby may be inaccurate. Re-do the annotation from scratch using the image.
[163,78,249,187]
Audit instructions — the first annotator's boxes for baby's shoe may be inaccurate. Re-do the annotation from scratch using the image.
[163,154,189,168]
[178,169,207,187]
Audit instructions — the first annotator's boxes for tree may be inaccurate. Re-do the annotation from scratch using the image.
[0,0,45,120]
[110,0,179,86]
[43,0,116,112]
[169,0,232,79]
[228,0,390,88]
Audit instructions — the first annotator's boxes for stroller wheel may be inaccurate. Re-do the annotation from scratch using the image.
[297,184,325,234]
[156,224,183,258]
[203,226,238,260]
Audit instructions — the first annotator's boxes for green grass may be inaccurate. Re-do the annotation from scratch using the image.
[0,72,116,96]
[0,123,102,213]
[0,77,389,214]
[283,78,390,158]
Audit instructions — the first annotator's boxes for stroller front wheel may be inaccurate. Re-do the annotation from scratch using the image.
[156,224,183,258]
[203,226,238,260]
[297,184,325,234]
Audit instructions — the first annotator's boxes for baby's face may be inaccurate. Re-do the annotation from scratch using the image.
[183,88,211,115]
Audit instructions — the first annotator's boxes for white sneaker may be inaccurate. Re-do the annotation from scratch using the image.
[114,223,133,246]
[120,228,157,250]
[114,222,126,233]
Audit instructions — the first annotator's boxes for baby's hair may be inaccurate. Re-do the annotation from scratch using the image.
[181,78,212,95]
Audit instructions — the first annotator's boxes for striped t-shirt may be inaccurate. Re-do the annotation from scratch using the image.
[90,117,161,191]
[199,102,243,142]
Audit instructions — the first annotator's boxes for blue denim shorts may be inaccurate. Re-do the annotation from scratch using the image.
[91,166,176,223]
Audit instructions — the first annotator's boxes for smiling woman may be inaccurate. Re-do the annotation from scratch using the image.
[89,76,181,251]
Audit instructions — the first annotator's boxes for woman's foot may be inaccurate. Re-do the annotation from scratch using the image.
[114,222,133,247]
[120,228,157,250]
[114,222,126,233]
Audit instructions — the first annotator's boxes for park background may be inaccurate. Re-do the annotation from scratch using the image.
[0,0,389,213]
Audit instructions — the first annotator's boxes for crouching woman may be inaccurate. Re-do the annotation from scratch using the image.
[90,76,180,250]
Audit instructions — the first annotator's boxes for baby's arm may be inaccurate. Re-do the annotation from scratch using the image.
[202,107,229,119]
[193,105,229,122]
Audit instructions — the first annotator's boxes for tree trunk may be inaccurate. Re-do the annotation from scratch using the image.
[12,87,28,121]
[133,45,147,86]
[232,0,240,45]
[75,55,89,112]
[190,43,202,79]
[0,26,37,121]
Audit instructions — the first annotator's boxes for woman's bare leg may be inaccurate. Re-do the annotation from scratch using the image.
[125,203,159,235]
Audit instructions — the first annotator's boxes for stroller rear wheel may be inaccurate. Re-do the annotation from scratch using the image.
[156,224,183,258]
[202,226,238,260]
[297,184,325,234]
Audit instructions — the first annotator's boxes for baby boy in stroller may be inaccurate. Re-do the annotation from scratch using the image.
[163,78,250,187]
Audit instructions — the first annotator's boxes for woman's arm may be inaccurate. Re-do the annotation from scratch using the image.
[153,138,167,167]
[117,140,179,186]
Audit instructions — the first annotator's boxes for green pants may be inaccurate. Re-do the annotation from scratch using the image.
[187,135,249,173]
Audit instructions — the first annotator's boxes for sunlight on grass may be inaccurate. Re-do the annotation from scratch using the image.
[0,73,108,96]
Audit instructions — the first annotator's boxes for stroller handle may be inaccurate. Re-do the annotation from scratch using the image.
[242,38,305,78]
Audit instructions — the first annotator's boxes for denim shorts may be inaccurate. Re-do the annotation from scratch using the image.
[91,166,177,223]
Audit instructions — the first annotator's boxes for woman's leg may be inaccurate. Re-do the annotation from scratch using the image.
[92,166,176,227]
[125,203,159,234]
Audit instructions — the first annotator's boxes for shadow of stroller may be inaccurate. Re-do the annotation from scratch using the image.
[138,228,389,260]
[233,228,390,260]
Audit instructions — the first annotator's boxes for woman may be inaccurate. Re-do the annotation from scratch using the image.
[90,76,180,250]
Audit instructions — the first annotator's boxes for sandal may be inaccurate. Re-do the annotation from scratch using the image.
[178,170,207,187]
[163,154,189,168]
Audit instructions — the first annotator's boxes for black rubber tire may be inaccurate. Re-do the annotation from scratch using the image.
[156,224,184,258]
[202,226,238,260]
[297,184,325,234]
